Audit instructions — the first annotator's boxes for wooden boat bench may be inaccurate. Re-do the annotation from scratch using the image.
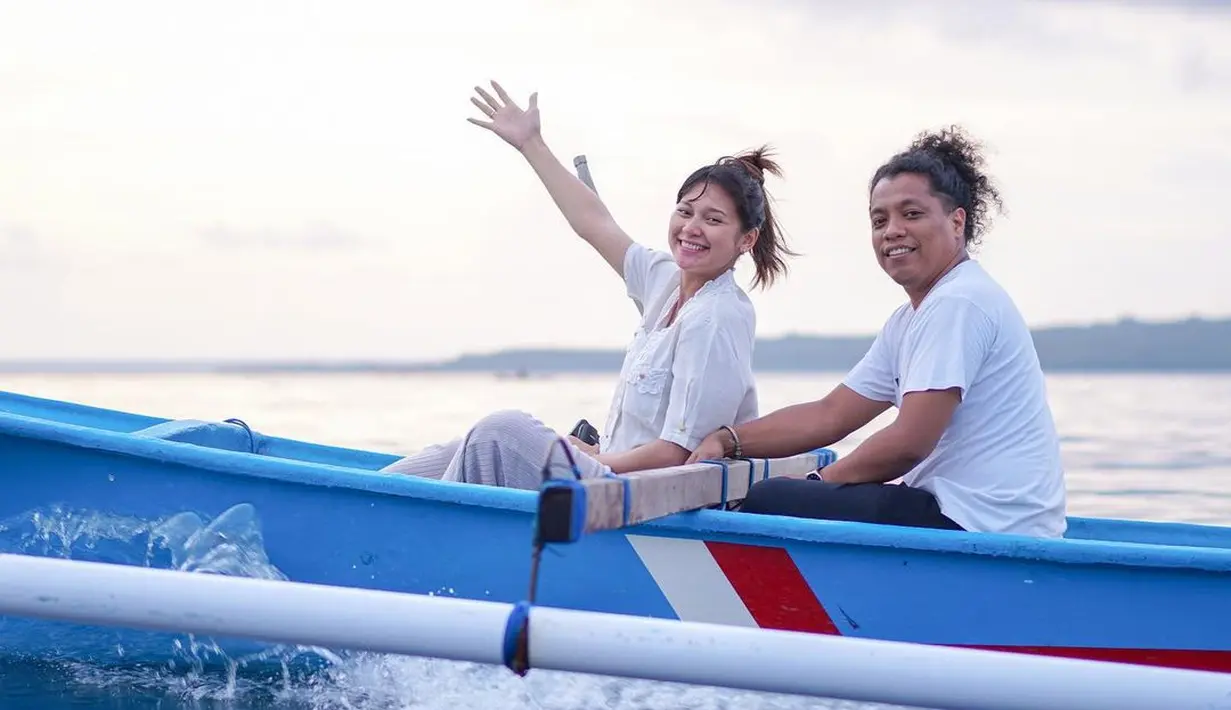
[537,449,838,542]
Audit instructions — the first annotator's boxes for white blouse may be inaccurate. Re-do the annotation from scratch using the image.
[600,243,760,455]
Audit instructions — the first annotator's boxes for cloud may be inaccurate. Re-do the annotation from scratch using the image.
[770,0,1230,99]
[1177,46,1231,93]
[1086,0,1231,13]
[0,223,37,246]
[0,0,1228,360]
[197,221,368,250]
[0,223,47,268]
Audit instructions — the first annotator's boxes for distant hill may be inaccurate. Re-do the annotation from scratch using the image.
[417,316,1231,374]
[1027,317,1231,372]
[2,316,1229,374]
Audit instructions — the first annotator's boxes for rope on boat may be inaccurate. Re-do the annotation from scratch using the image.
[701,456,752,511]
[223,418,256,453]
[505,436,588,675]
[508,156,603,676]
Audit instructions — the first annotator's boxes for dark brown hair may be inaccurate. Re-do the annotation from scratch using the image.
[676,145,796,289]
[869,125,1005,249]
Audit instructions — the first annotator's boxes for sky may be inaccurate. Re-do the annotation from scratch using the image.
[1,0,1229,362]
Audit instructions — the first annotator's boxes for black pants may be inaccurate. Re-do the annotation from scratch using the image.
[739,478,965,531]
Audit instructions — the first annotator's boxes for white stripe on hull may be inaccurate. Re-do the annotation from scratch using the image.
[625,534,757,628]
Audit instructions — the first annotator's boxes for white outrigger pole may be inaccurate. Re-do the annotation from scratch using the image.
[1,554,1229,710]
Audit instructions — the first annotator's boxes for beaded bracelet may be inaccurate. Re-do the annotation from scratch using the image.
[718,425,742,458]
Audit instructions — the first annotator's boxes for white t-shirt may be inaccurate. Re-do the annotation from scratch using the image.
[843,260,1067,538]
[600,243,759,454]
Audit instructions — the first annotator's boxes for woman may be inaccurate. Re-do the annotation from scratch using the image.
[383,80,796,489]
[688,126,1067,538]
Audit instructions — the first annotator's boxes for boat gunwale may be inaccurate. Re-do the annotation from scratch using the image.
[5,409,1231,575]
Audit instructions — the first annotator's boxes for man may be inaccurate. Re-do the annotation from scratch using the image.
[688,126,1067,538]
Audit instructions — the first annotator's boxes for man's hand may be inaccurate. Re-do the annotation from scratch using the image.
[820,387,960,484]
[685,429,731,464]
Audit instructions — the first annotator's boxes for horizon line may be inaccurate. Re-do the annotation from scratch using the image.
[1,313,1227,371]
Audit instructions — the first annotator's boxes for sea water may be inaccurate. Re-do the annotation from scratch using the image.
[1,371,1229,710]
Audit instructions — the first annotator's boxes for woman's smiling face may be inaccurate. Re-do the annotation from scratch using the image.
[668,180,755,279]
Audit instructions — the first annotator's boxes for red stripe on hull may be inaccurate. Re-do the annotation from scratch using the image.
[967,646,1231,674]
[702,541,1231,675]
[704,541,839,634]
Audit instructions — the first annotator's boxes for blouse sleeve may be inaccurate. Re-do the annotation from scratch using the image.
[622,242,680,316]
[658,309,755,452]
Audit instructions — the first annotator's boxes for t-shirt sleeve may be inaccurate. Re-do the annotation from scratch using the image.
[899,296,994,398]
[623,242,679,315]
[658,311,754,452]
[842,323,898,403]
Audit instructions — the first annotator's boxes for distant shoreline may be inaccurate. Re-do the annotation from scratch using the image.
[2,316,1229,374]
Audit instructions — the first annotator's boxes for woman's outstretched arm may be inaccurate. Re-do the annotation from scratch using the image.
[468,80,633,276]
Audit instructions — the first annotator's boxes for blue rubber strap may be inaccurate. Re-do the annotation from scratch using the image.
[812,447,838,468]
[701,459,730,507]
[502,600,532,673]
[762,458,770,481]
[603,471,631,526]
[622,477,630,525]
[539,479,587,543]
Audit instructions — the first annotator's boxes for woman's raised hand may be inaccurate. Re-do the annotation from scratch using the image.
[467,80,540,151]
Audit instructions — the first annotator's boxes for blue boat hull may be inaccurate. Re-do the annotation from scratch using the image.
[3,389,1231,674]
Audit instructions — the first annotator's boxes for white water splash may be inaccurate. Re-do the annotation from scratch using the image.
[41,653,919,710]
[0,502,342,684]
[286,654,920,710]
[148,504,289,580]
[0,505,920,710]
[0,503,152,559]
[0,502,288,578]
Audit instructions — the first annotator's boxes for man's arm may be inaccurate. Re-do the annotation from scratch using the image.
[821,295,992,483]
[818,388,960,484]
[686,317,899,465]
[699,384,892,461]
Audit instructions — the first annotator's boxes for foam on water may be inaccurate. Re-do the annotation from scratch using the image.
[4,655,919,710]
[0,503,343,694]
[0,504,919,709]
